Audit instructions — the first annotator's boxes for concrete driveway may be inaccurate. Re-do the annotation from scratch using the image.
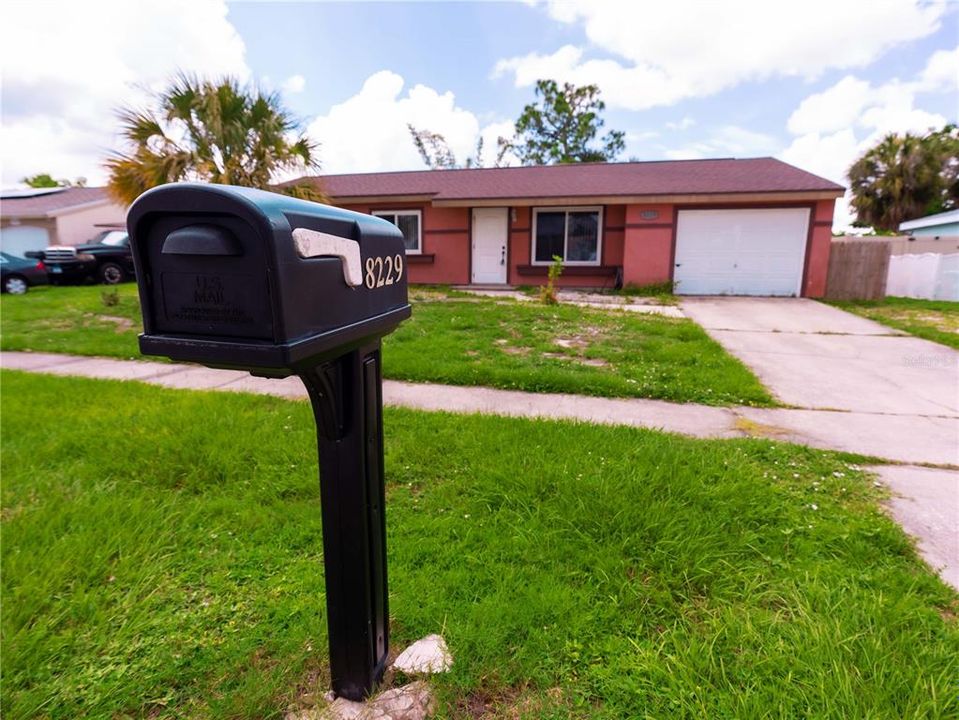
[681,297,958,417]
[682,297,958,588]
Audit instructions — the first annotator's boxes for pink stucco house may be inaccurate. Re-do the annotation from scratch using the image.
[0,187,126,258]
[292,158,843,297]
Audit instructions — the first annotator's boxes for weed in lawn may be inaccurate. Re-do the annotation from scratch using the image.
[538,256,564,305]
[101,288,120,307]
[2,371,957,719]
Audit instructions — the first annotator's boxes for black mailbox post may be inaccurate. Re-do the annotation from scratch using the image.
[127,183,411,700]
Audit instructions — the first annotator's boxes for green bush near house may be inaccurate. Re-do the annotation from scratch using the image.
[1,371,956,719]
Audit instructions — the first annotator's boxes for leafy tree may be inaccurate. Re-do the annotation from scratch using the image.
[848,125,958,231]
[408,125,507,170]
[21,173,85,188]
[505,79,625,165]
[105,74,324,205]
[922,124,959,215]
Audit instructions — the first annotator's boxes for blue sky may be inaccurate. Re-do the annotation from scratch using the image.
[229,1,957,163]
[2,1,957,226]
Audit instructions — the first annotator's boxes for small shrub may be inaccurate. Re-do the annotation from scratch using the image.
[538,255,564,305]
[101,289,120,307]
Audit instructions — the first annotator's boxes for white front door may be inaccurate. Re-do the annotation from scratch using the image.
[471,208,508,284]
[674,208,810,296]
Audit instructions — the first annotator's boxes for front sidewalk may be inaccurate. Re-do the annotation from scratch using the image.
[3,350,956,590]
[3,350,955,466]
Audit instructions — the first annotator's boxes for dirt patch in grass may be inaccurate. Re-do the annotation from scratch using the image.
[495,339,530,357]
[97,315,135,332]
[36,318,77,331]
[906,311,958,334]
[553,336,588,350]
[542,352,609,367]
[452,685,574,719]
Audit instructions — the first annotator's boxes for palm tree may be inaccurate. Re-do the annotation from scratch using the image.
[105,74,325,205]
[847,131,943,232]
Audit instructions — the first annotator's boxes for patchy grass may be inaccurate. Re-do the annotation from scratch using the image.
[615,281,677,305]
[0,283,145,359]
[2,371,957,719]
[829,296,959,349]
[1,285,774,406]
[387,296,772,406]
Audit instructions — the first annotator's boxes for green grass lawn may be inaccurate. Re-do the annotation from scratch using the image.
[0,284,145,359]
[0,284,773,406]
[829,296,959,349]
[2,371,956,719]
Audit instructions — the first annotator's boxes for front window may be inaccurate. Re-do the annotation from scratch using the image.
[372,210,422,254]
[533,207,601,265]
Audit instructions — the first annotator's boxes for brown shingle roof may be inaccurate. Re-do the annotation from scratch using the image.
[292,158,844,202]
[1,187,112,218]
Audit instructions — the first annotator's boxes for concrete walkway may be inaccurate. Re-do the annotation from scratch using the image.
[2,349,956,589]
[868,464,959,589]
[2,349,955,465]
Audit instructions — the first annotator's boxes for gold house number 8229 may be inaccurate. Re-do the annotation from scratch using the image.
[364,254,404,289]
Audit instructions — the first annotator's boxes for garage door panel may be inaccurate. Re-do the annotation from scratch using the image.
[0,225,49,258]
[674,209,809,296]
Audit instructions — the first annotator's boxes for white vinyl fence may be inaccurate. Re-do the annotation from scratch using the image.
[886,253,959,301]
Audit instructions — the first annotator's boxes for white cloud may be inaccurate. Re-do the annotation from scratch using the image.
[779,46,954,230]
[493,46,689,111]
[786,76,873,136]
[282,74,306,94]
[307,71,512,173]
[1,0,249,186]
[665,117,695,131]
[497,0,946,110]
[916,46,959,92]
[663,125,779,160]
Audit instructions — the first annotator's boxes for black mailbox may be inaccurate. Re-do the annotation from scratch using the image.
[127,183,411,701]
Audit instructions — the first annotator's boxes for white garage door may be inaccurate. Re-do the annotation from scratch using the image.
[0,225,49,259]
[674,208,810,296]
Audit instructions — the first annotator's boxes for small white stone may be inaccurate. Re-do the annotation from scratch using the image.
[319,681,435,720]
[391,635,453,675]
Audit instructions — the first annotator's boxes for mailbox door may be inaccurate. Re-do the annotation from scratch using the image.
[142,214,276,341]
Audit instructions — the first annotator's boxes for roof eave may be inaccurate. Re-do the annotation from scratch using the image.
[325,194,438,205]
[427,189,845,208]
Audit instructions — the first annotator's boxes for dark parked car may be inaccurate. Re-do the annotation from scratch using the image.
[36,230,135,285]
[0,252,49,294]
